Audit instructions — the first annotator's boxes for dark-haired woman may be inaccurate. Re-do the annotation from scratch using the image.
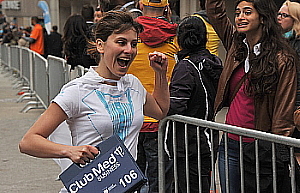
[167,16,222,193]
[206,0,297,192]
[19,11,170,191]
[62,14,89,73]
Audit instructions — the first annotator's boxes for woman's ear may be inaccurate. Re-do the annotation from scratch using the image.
[96,39,105,53]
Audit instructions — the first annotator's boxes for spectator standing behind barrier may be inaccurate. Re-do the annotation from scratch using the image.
[46,25,63,58]
[18,27,31,48]
[81,4,94,28]
[166,16,222,193]
[206,0,297,192]
[81,4,98,68]
[278,0,300,167]
[193,0,220,56]
[62,14,89,73]
[94,5,103,24]
[169,0,180,24]
[127,0,179,192]
[24,16,44,56]
[1,29,14,45]
[19,11,170,192]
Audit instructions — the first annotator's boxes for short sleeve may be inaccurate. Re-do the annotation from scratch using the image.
[128,74,147,105]
[52,84,80,119]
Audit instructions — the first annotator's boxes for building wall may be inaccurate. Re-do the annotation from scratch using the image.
[2,0,97,33]
[2,0,44,28]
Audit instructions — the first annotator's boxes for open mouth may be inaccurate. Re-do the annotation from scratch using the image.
[117,58,130,68]
[237,22,248,28]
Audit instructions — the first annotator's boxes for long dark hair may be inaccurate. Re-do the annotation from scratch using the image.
[62,14,88,60]
[234,0,296,98]
[176,16,207,60]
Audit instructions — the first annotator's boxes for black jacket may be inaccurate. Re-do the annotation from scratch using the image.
[46,31,63,58]
[167,49,222,158]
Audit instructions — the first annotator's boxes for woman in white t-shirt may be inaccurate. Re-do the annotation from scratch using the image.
[19,11,169,165]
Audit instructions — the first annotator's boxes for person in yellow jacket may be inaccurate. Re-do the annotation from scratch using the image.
[193,0,220,56]
[127,0,179,192]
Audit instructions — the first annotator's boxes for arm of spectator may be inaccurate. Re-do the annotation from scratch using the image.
[22,37,36,43]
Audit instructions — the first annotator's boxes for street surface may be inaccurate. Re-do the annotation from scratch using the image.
[0,68,63,192]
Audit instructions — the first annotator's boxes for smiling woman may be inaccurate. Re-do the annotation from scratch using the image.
[234,1,263,39]
[206,0,297,192]
[18,11,170,193]
[95,29,139,79]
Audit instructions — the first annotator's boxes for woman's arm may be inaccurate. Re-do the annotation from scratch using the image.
[144,51,170,120]
[206,0,236,51]
[272,54,297,136]
[19,103,99,164]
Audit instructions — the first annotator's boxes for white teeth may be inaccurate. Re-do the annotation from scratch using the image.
[237,23,247,27]
[119,58,130,61]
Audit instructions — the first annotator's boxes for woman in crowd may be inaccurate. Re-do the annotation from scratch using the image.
[206,0,297,192]
[19,10,169,187]
[278,0,300,166]
[278,0,300,57]
[62,14,89,73]
[167,15,222,192]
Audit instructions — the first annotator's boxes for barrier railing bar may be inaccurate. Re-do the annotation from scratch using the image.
[197,126,202,192]
[239,135,245,193]
[158,115,300,193]
[160,115,300,147]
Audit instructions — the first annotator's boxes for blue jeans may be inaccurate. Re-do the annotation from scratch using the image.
[219,136,292,193]
[137,132,173,193]
[218,137,241,193]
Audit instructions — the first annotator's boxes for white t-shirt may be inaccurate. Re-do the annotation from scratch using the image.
[53,67,146,160]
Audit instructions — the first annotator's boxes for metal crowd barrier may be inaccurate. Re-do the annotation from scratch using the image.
[0,44,87,113]
[19,46,31,88]
[158,114,300,193]
[47,55,69,104]
[0,44,9,67]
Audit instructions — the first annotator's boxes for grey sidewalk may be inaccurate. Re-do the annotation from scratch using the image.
[0,67,63,192]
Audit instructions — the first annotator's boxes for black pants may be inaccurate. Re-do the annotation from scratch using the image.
[177,154,211,193]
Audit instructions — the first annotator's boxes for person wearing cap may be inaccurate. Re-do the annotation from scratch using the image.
[127,0,179,192]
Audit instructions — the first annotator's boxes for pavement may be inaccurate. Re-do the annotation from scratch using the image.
[0,67,63,192]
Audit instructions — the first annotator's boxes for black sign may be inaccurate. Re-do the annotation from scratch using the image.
[60,135,147,193]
